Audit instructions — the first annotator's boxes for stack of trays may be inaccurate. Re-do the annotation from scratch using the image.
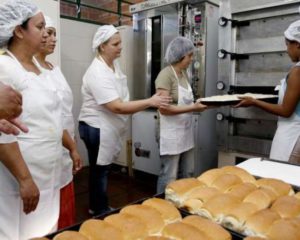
[165,165,300,240]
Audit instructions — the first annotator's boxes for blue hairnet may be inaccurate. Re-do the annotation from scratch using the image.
[0,0,39,48]
[165,36,195,64]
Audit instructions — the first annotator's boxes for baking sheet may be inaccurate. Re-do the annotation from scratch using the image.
[199,93,278,106]
[237,158,300,188]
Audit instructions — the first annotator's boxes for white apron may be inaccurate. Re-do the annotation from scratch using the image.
[270,62,300,161]
[0,51,62,240]
[33,58,74,188]
[159,66,195,155]
[97,57,129,165]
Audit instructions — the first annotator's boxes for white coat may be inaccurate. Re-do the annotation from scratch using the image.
[159,66,195,155]
[79,57,129,165]
[0,51,63,240]
[270,62,300,161]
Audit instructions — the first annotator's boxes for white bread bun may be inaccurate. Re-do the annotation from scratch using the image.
[198,193,240,223]
[256,178,294,197]
[182,187,221,214]
[266,218,300,240]
[142,198,181,224]
[184,186,220,202]
[162,222,208,240]
[79,219,124,240]
[226,182,257,200]
[53,231,88,240]
[243,209,280,237]
[183,215,232,240]
[270,195,300,218]
[104,213,148,240]
[222,202,260,232]
[30,238,49,240]
[165,178,206,207]
[120,204,165,235]
[211,174,243,192]
[243,189,272,210]
[221,166,256,183]
[197,168,224,186]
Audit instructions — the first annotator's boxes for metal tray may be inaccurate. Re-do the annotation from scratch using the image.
[200,96,278,106]
[46,193,245,240]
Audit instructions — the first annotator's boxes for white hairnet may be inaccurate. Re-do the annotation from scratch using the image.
[165,36,195,64]
[0,0,39,48]
[92,25,118,52]
[284,20,300,43]
[45,15,55,29]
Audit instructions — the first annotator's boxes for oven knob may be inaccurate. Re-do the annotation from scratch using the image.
[194,61,200,69]
[216,112,224,121]
[216,81,225,90]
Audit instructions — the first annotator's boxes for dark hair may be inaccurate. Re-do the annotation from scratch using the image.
[285,38,299,44]
[21,18,30,29]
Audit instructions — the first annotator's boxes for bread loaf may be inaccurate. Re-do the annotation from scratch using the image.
[53,231,88,240]
[197,168,224,186]
[162,222,208,240]
[256,178,294,197]
[226,182,257,200]
[270,195,300,218]
[221,166,256,183]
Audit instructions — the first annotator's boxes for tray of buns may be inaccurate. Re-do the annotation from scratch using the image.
[198,93,278,106]
[165,165,300,240]
[45,195,236,240]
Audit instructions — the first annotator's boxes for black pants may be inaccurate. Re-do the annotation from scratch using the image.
[78,121,110,215]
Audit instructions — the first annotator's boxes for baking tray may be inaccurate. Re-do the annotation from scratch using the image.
[199,95,278,106]
[46,193,245,240]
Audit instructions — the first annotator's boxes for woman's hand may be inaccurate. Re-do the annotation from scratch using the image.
[193,102,208,112]
[233,96,256,108]
[19,177,40,214]
[0,118,28,135]
[149,92,172,108]
[70,149,82,175]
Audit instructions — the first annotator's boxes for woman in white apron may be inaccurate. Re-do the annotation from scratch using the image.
[34,16,82,229]
[0,1,63,239]
[155,37,207,193]
[236,20,300,162]
[78,25,170,216]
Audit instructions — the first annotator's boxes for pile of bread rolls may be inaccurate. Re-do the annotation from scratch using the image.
[165,166,300,240]
[37,197,231,240]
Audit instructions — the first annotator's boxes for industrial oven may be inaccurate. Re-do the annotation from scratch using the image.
[217,0,300,165]
[130,0,219,175]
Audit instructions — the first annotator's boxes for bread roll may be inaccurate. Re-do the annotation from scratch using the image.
[30,238,49,240]
[120,204,165,235]
[267,218,300,240]
[142,198,181,224]
[53,231,88,240]
[256,178,294,197]
[211,174,243,192]
[104,213,148,240]
[221,166,256,183]
[182,215,232,240]
[270,195,300,218]
[165,178,206,207]
[182,186,221,213]
[222,202,260,232]
[162,222,208,240]
[197,193,240,223]
[243,209,280,237]
[243,189,272,210]
[197,168,224,186]
[79,219,124,240]
[226,182,257,200]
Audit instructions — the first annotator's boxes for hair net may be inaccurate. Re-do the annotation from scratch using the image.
[45,15,55,29]
[0,0,39,48]
[165,36,195,64]
[284,20,300,43]
[92,25,118,52]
